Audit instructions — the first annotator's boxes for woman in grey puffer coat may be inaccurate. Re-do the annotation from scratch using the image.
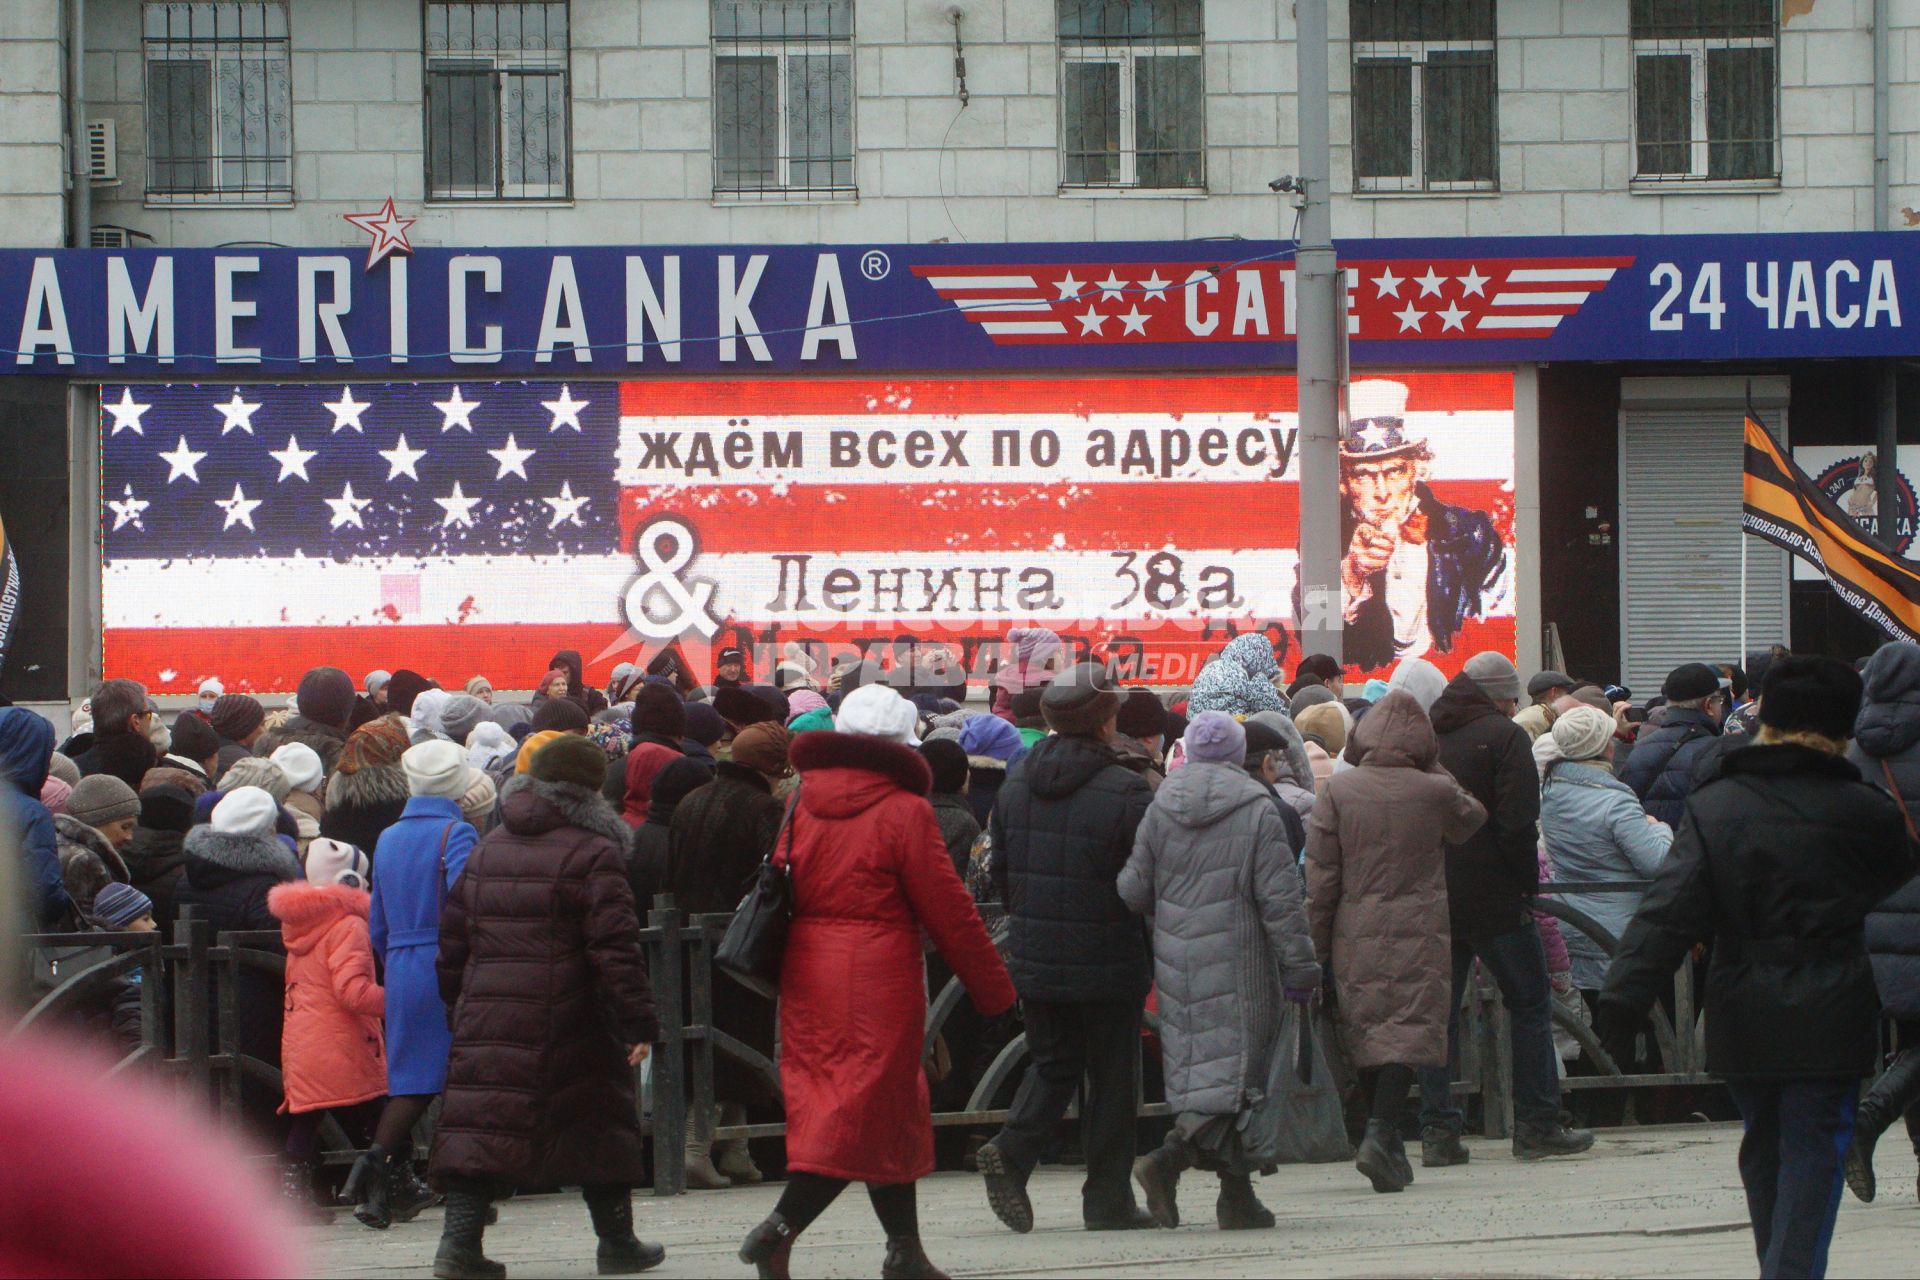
[1539,706,1673,990]
[1843,641,1920,1203]
[1118,712,1319,1232]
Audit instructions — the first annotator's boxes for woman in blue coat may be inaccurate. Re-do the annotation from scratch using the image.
[352,739,478,1229]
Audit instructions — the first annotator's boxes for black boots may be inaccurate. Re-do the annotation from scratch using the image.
[1848,1048,1920,1202]
[1512,1120,1597,1161]
[739,1212,796,1280]
[975,1141,1033,1234]
[277,1155,327,1222]
[879,1236,949,1280]
[1131,1135,1192,1229]
[583,1185,665,1276]
[353,1144,434,1229]
[1421,1127,1471,1167]
[432,1184,505,1280]
[1215,1174,1275,1230]
[1355,1120,1411,1193]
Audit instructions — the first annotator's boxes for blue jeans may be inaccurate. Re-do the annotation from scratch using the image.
[1418,926,1563,1134]
[1727,1079,1857,1280]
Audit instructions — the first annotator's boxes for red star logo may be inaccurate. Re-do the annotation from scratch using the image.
[343,197,416,271]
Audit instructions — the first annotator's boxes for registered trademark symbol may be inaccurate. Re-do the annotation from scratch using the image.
[860,250,891,281]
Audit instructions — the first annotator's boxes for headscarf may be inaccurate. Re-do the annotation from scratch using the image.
[408,688,452,741]
[1187,633,1288,716]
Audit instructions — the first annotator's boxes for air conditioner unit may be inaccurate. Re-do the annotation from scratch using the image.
[86,119,117,183]
[90,226,132,249]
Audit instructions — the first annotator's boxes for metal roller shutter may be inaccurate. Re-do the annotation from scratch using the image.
[1620,400,1788,697]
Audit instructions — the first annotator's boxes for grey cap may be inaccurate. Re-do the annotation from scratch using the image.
[1464,652,1522,703]
[1526,669,1573,698]
[1040,661,1123,735]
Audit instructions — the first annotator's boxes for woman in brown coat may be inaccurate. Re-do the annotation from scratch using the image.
[428,735,662,1279]
[1306,690,1485,1194]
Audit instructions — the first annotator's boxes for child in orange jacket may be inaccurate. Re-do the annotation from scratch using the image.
[267,838,385,1217]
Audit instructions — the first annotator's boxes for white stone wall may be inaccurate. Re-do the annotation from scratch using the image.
[3,0,72,248]
[59,0,1920,251]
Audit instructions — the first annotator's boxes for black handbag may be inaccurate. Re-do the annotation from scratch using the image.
[713,787,800,999]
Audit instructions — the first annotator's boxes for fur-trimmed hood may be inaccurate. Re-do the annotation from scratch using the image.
[54,814,131,904]
[325,760,410,811]
[184,824,302,882]
[499,773,633,848]
[792,730,932,821]
[268,881,370,954]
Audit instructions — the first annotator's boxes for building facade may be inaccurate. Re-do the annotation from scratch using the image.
[1,0,1917,705]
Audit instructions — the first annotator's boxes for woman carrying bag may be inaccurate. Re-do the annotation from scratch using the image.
[735,685,1015,1280]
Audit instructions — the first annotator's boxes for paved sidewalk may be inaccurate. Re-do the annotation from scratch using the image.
[303,1124,1918,1278]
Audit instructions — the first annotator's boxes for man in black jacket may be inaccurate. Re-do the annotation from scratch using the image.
[978,662,1155,1234]
[1601,656,1914,1280]
[1618,662,1729,826]
[1420,654,1595,1164]
[71,679,159,790]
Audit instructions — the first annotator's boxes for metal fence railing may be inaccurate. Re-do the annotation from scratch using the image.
[15,881,1711,1195]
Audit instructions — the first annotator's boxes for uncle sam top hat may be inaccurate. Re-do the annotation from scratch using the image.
[1341,379,1424,461]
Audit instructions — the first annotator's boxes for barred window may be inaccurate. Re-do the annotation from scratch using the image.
[1630,0,1777,183]
[1057,1,1205,191]
[426,2,572,202]
[1350,0,1497,193]
[142,2,292,203]
[712,1,855,200]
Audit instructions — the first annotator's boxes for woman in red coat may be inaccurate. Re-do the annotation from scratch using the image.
[739,687,1016,1280]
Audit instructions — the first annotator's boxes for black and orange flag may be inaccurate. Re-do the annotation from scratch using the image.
[1743,415,1920,644]
[0,511,18,677]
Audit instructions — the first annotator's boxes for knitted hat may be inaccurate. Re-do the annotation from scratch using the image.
[1040,662,1121,736]
[296,666,357,729]
[169,712,220,765]
[466,721,518,772]
[464,676,493,700]
[1662,662,1725,703]
[212,786,280,837]
[488,702,533,731]
[528,733,609,790]
[140,765,208,798]
[836,685,921,745]
[1464,652,1523,703]
[138,784,197,834]
[40,776,72,815]
[785,689,829,721]
[648,757,713,822]
[1551,705,1615,762]
[632,683,689,740]
[683,701,726,747]
[714,685,777,729]
[516,730,567,774]
[269,743,324,794]
[919,738,971,793]
[1290,685,1338,716]
[208,693,266,741]
[1758,655,1861,741]
[439,693,491,746]
[1527,670,1574,698]
[47,751,81,788]
[457,768,497,830]
[365,670,392,695]
[958,713,1023,761]
[92,882,154,928]
[336,716,410,773]
[748,684,791,724]
[305,838,370,889]
[385,669,433,718]
[69,775,141,829]
[787,707,835,734]
[1184,711,1247,764]
[197,677,225,700]
[530,697,590,733]
[220,756,291,803]
[730,723,792,777]
[1360,678,1390,703]
[402,740,467,799]
[1116,689,1170,740]
[1294,703,1348,757]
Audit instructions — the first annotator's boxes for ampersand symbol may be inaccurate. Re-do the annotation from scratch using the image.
[622,517,721,642]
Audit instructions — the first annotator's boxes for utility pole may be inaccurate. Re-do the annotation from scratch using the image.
[1874,0,1900,560]
[1292,0,1344,661]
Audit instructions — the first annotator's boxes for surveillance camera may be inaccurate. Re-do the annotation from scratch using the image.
[1269,175,1299,193]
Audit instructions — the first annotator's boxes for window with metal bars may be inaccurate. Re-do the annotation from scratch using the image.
[1057,0,1204,191]
[142,1,292,204]
[712,1,855,200]
[425,2,572,202]
[1630,0,1777,183]
[1349,0,1497,193]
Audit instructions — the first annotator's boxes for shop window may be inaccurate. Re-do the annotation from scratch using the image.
[142,1,293,204]
[1630,0,1777,184]
[1349,0,1497,193]
[712,1,856,200]
[1057,0,1205,191]
[426,2,572,202]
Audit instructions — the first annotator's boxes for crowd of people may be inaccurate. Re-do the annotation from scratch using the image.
[3,630,1918,1280]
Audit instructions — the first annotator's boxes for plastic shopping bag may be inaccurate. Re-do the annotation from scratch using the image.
[1240,1003,1355,1165]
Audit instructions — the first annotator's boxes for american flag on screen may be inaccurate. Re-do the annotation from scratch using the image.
[102,376,1518,693]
